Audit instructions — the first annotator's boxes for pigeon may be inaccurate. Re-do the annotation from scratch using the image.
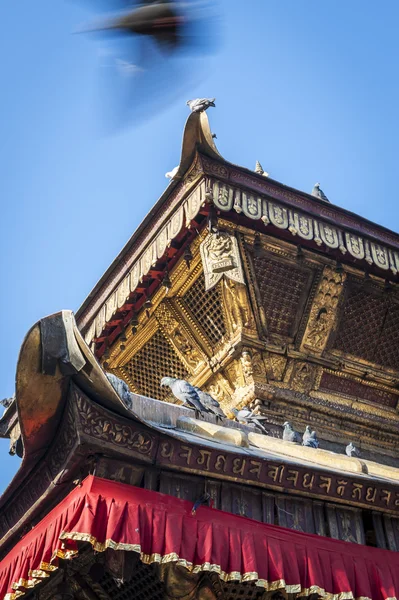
[160,377,209,419]
[165,166,179,179]
[231,407,268,435]
[191,492,211,515]
[302,425,319,449]
[282,421,301,443]
[346,442,361,458]
[0,396,14,410]
[186,98,216,113]
[193,387,226,422]
[105,372,133,409]
[311,182,330,203]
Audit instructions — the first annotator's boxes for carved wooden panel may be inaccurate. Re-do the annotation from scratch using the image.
[333,283,399,370]
[319,371,398,409]
[95,457,145,487]
[326,504,365,544]
[120,328,189,401]
[221,483,263,520]
[252,255,312,338]
[275,496,316,533]
[159,472,204,502]
[382,514,399,551]
[182,272,226,345]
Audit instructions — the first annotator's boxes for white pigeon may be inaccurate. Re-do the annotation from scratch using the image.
[186,98,216,113]
[165,166,179,179]
[346,442,361,457]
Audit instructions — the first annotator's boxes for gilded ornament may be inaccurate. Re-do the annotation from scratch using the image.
[200,231,245,291]
[268,354,287,381]
[289,361,317,393]
[301,265,346,354]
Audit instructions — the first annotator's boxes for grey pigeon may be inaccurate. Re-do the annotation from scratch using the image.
[0,396,14,410]
[160,377,209,419]
[346,442,361,458]
[193,387,226,422]
[302,425,319,448]
[105,372,133,409]
[186,98,216,113]
[231,407,268,435]
[311,182,330,203]
[283,421,301,443]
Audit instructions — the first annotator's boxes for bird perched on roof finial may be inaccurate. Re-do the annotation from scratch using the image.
[186,98,216,113]
[255,161,269,177]
[302,425,319,448]
[311,182,330,203]
[282,421,301,443]
[346,442,361,457]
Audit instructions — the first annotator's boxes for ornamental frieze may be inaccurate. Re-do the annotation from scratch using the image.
[75,393,158,458]
[157,437,399,514]
[212,181,399,279]
[84,173,399,346]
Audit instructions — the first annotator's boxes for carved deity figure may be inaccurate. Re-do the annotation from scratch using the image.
[223,278,253,331]
[172,328,199,368]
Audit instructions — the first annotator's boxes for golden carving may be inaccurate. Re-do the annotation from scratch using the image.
[239,348,266,385]
[200,231,245,291]
[265,353,287,381]
[222,278,255,333]
[156,303,206,373]
[301,265,346,354]
[287,360,317,393]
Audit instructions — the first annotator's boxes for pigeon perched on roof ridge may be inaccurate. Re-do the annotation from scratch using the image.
[160,377,210,419]
[302,425,319,449]
[311,182,330,203]
[231,407,268,435]
[0,396,14,409]
[165,166,179,179]
[186,98,216,113]
[192,386,226,422]
[105,372,133,409]
[346,442,361,457]
[282,421,301,443]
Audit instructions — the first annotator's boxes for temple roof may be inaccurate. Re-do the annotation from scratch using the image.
[74,110,399,358]
[1,310,399,556]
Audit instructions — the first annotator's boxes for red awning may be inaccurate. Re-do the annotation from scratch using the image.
[1,475,399,600]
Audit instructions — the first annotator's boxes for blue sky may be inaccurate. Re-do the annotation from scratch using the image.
[1,0,399,491]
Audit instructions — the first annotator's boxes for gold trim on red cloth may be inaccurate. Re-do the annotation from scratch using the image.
[1,476,399,600]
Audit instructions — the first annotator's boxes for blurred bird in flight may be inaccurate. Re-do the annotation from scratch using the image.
[74,0,221,129]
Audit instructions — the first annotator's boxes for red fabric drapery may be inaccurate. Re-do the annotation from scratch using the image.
[1,476,399,600]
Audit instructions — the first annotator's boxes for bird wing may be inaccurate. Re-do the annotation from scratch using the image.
[195,388,219,408]
[173,380,205,412]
